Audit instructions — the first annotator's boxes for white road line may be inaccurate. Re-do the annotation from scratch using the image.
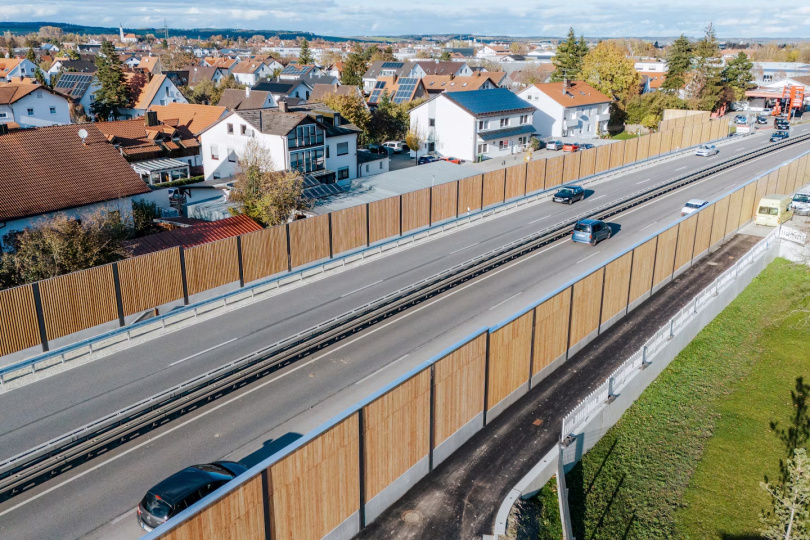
[675,166,687,171]
[489,292,522,311]
[640,221,659,231]
[110,510,132,525]
[450,243,479,255]
[354,354,410,385]
[576,251,601,264]
[528,215,551,224]
[636,178,656,184]
[168,338,238,367]
[340,280,383,298]
[589,195,606,201]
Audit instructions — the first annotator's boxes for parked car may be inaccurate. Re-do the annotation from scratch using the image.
[417,155,439,164]
[440,156,463,164]
[580,143,595,150]
[771,130,789,142]
[791,190,810,216]
[735,114,747,124]
[681,199,709,216]
[137,461,247,532]
[553,185,585,204]
[562,142,580,152]
[366,144,391,155]
[694,145,718,156]
[382,141,407,153]
[756,116,769,125]
[572,219,612,246]
[546,140,564,151]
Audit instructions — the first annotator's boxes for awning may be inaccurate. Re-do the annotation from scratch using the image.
[132,157,190,174]
[478,124,536,141]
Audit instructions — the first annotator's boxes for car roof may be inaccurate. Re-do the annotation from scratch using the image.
[147,465,235,506]
[577,218,600,225]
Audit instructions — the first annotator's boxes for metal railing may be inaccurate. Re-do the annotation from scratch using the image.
[561,228,779,442]
[780,225,807,245]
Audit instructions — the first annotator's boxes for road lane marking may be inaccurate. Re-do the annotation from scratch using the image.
[576,251,601,264]
[489,292,522,311]
[636,178,656,184]
[450,243,479,255]
[640,221,659,231]
[528,215,551,224]
[675,166,687,171]
[589,195,606,201]
[168,338,238,367]
[340,280,383,298]
[354,354,410,385]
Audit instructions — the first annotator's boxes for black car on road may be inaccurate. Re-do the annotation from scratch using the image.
[771,130,789,142]
[756,116,769,124]
[553,185,585,204]
[137,461,247,532]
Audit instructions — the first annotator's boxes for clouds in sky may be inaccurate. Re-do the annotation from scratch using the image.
[2,0,808,37]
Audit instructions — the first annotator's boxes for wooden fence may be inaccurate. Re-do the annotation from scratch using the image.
[0,119,740,358]
[150,146,810,540]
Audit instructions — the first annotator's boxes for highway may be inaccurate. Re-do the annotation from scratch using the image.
[0,125,808,539]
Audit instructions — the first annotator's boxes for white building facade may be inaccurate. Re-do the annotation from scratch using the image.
[518,81,611,138]
[0,85,72,128]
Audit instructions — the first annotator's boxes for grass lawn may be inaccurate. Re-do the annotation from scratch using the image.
[565,258,810,540]
[611,132,641,140]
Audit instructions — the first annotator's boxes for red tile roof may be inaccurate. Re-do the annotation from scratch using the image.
[126,215,262,256]
[0,81,41,104]
[0,124,150,222]
[529,81,612,107]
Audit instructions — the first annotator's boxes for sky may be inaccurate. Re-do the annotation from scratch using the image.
[2,0,809,38]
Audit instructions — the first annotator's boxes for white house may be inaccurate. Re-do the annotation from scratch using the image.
[253,79,314,102]
[231,60,274,86]
[52,72,101,120]
[408,87,536,163]
[122,74,188,118]
[0,81,72,128]
[357,151,389,178]
[634,60,668,73]
[518,81,611,138]
[0,58,40,82]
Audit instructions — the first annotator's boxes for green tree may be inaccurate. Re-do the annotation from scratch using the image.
[772,377,810,484]
[625,92,688,126]
[91,40,130,120]
[131,199,161,237]
[367,92,409,144]
[722,51,755,101]
[405,123,426,163]
[66,49,81,60]
[580,40,641,125]
[316,92,371,142]
[663,35,693,92]
[298,38,313,65]
[161,38,168,49]
[26,47,36,63]
[551,28,587,82]
[688,23,724,111]
[760,448,810,540]
[341,49,366,87]
[439,50,451,61]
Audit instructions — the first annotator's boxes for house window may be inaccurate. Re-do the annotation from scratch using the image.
[500,118,509,127]
[365,164,369,172]
[337,142,348,156]
[36,91,42,99]
[27,108,34,116]
[50,107,56,114]
[518,136,527,145]
[499,140,509,150]
[227,147,236,162]
[240,124,247,135]
[477,120,487,130]
[211,145,219,160]
[477,143,488,154]
[0,112,6,118]
[326,146,330,158]
[227,123,233,134]
[763,75,772,82]
[429,118,435,127]
[290,148,325,173]
[519,115,528,125]
[338,167,350,180]
[379,161,383,169]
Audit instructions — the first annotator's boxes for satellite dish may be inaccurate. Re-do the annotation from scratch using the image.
[77,128,88,142]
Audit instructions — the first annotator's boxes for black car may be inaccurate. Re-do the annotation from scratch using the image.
[771,130,789,142]
[417,155,439,164]
[580,143,596,150]
[553,185,585,204]
[137,461,247,532]
[756,116,769,124]
[775,120,790,130]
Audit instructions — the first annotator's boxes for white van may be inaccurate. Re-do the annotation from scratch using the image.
[755,194,794,227]
[792,190,810,216]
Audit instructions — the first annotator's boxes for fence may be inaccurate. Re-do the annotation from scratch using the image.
[0,118,737,361]
[141,134,809,540]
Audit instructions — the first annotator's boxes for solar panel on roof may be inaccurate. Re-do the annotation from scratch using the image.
[302,175,321,188]
[281,65,309,76]
[392,77,417,104]
[54,73,92,98]
[304,183,346,200]
[369,81,387,103]
[381,62,404,69]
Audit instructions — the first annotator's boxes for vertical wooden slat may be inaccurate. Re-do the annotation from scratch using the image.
[569,268,604,346]
[457,175,483,214]
[725,188,744,236]
[562,151,581,183]
[482,169,506,207]
[623,137,639,166]
[673,214,698,271]
[545,155,564,188]
[368,196,401,244]
[700,120,712,144]
[486,312,533,410]
[660,128,673,154]
[0,284,41,355]
[430,181,458,224]
[579,147,597,178]
[740,182,758,227]
[401,188,431,233]
[600,252,632,325]
[636,134,650,161]
[289,214,330,268]
[184,237,240,296]
[693,204,715,257]
[710,196,730,246]
[39,265,118,340]
[628,238,657,304]
[652,226,678,287]
[331,205,368,255]
[532,288,571,375]
[609,140,625,169]
[504,164,527,200]
[754,177,770,217]
[670,126,684,151]
[766,171,779,194]
[648,131,662,158]
[776,165,791,195]
[594,144,611,173]
[526,159,547,193]
[117,248,184,315]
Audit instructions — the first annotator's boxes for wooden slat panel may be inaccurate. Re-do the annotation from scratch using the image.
[569,269,604,345]
[40,265,118,340]
[369,196,400,244]
[526,160,546,193]
[482,169,506,207]
[0,285,40,355]
[670,126,684,151]
[433,333,487,447]
[700,120,712,144]
[579,147,597,178]
[754,177,770,218]
[777,165,791,195]
[653,225,679,287]
[740,182,758,227]
[289,214,330,268]
[636,134,650,161]
[545,155,564,188]
[674,214,697,270]
[609,140,626,169]
[401,188,430,233]
[117,248,184,315]
[594,144,611,174]
[268,415,359,540]
[430,181,458,223]
[487,312,533,410]
[693,204,715,256]
[504,164,527,200]
[161,475,265,540]
[239,227,288,284]
[457,175,483,214]
[623,137,639,166]
[628,238,657,304]
[532,288,571,375]
[600,253,632,325]
[660,128,673,154]
[648,131,662,158]
[788,159,801,194]
[725,188,744,236]
[710,196,730,246]
[710,118,723,141]
[363,370,430,501]
[331,205,367,255]
[184,237,240,296]
[683,124,697,147]
[563,151,581,183]
[766,171,779,194]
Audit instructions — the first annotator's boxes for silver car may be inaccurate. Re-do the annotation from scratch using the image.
[681,199,709,216]
[694,145,718,157]
[546,140,564,151]
[792,191,810,216]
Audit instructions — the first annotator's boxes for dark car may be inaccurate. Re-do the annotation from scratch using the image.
[553,185,585,204]
[417,155,439,164]
[771,130,789,142]
[137,461,247,532]
[756,116,769,125]
[572,219,612,246]
[367,144,391,155]
[775,119,790,130]
[580,143,595,150]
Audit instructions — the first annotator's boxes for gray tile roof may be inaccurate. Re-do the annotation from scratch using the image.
[238,109,310,136]
[217,89,273,110]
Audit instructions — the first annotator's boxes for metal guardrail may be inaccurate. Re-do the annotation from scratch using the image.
[0,133,805,499]
[561,228,778,442]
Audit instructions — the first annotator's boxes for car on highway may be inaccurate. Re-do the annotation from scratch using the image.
[580,143,595,150]
[382,141,407,153]
[572,218,612,246]
[137,461,247,532]
[735,114,747,124]
[440,156,463,164]
[775,119,790,130]
[694,145,718,156]
[417,155,439,164]
[562,142,580,152]
[681,198,709,216]
[546,140,564,151]
[771,130,789,142]
[553,185,585,204]
[756,116,769,125]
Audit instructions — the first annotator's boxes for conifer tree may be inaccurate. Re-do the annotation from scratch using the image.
[91,40,130,120]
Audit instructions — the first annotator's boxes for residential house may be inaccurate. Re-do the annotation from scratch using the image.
[278,64,324,81]
[327,61,344,80]
[0,81,72,128]
[518,81,611,138]
[137,56,162,76]
[0,123,150,240]
[476,44,509,58]
[752,62,810,86]
[408,87,536,162]
[204,57,240,76]
[362,60,472,93]
[120,53,142,69]
[362,61,406,92]
[126,215,262,256]
[421,72,502,95]
[231,60,274,86]
[499,54,527,63]
[639,72,666,93]
[357,150,389,178]
[182,65,226,88]
[634,60,667,73]
[46,59,97,83]
[367,76,426,106]
[252,79,313,102]
[218,87,277,110]
[122,73,188,118]
[52,72,101,120]
[149,102,230,137]
[0,58,39,82]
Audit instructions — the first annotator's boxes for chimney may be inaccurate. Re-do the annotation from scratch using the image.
[279,100,288,113]
[245,86,251,98]
[146,110,159,127]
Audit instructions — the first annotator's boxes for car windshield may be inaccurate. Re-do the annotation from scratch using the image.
[793,195,810,203]
[686,202,704,209]
[142,493,173,519]
[574,222,591,232]
[758,206,778,216]
[557,189,573,196]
